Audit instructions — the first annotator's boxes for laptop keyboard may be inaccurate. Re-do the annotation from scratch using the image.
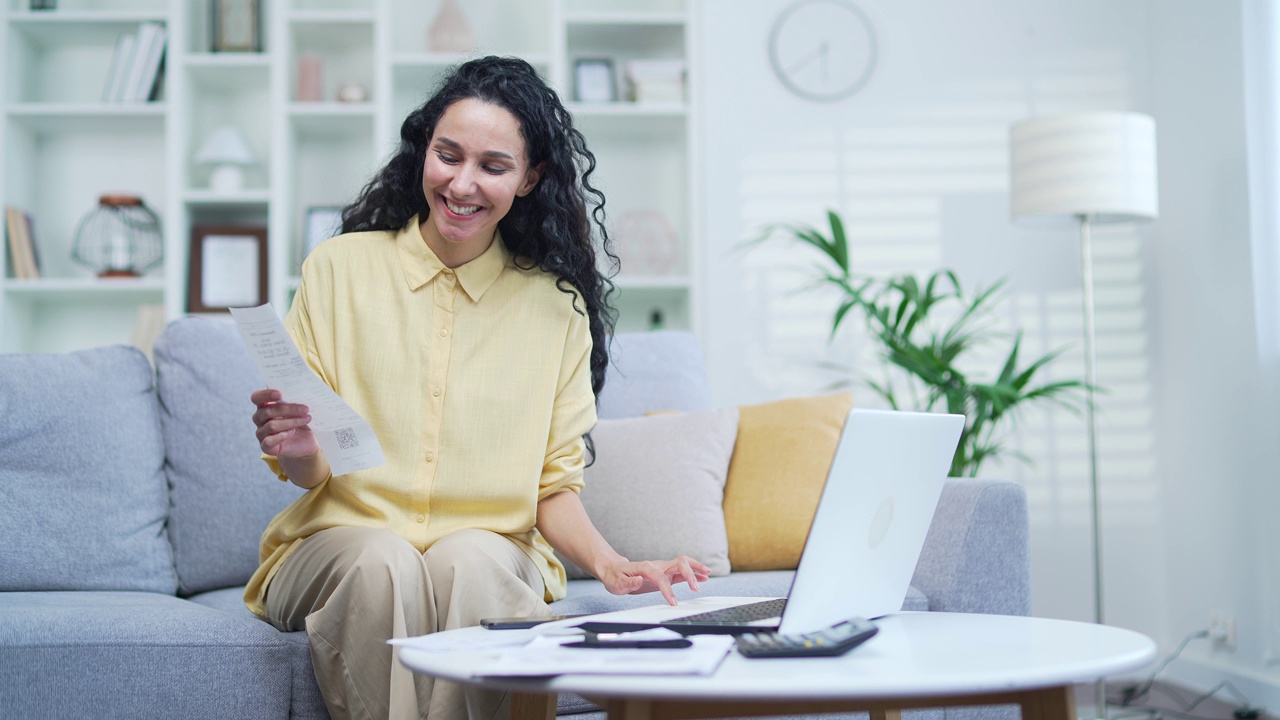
[667,598,788,624]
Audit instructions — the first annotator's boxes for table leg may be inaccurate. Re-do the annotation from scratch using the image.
[1018,686,1077,720]
[606,699,653,720]
[511,691,556,720]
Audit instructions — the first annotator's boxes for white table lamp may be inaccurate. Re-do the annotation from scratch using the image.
[195,126,257,193]
[1009,111,1158,719]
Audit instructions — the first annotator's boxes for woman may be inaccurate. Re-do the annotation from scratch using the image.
[245,56,709,720]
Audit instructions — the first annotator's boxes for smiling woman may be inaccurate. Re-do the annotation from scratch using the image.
[419,98,544,267]
[244,56,711,720]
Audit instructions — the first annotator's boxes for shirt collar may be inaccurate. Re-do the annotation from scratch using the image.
[396,216,510,302]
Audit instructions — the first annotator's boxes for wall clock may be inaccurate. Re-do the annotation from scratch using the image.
[768,0,878,102]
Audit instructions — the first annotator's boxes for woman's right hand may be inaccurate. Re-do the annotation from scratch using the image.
[251,388,320,460]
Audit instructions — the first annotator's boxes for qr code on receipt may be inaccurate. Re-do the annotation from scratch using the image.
[335,427,358,450]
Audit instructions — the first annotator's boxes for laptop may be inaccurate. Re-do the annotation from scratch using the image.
[658,408,964,636]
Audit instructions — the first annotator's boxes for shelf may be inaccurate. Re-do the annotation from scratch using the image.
[5,103,166,133]
[7,11,165,50]
[183,189,272,206]
[565,11,686,26]
[571,106,687,140]
[289,102,375,136]
[392,52,553,71]
[185,53,270,69]
[569,102,686,118]
[3,277,166,303]
[288,9,377,24]
[185,54,270,91]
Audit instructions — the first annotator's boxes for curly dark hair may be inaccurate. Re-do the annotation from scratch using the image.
[341,55,618,397]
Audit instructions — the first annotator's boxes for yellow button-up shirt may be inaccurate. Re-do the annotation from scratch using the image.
[244,218,597,617]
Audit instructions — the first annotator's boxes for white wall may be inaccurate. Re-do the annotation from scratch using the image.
[697,0,1279,704]
[1148,0,1280,704]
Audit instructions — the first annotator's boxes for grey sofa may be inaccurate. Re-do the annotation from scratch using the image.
[0,317,1030,720]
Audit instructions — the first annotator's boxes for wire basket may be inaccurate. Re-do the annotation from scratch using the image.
[71,195,163,277]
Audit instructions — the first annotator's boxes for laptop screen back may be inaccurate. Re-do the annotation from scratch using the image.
[778,408,963,635]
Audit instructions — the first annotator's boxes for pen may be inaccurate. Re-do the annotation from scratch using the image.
[561,638,693,649]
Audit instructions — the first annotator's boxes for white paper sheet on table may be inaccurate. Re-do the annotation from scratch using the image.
[477,633,735,677]
[390,616,588,653]
[392,621,733,678]
[229,303,386,477]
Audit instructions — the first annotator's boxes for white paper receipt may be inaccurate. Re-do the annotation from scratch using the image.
[230,303,386,477]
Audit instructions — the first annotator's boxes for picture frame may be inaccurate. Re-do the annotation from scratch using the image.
[211,0,261,53]
[188,225,267,313]
[574,58,616,103]
[303,206,344,264]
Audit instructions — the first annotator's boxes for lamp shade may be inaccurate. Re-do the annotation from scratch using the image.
[1009,111,1158,224]
[194,125,256,165]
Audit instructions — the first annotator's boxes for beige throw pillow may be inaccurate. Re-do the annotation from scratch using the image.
[558,406,739,579]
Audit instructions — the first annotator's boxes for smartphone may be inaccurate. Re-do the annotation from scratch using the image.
[480,614,586,630]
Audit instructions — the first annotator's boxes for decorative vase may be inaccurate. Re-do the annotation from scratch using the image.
[427,0,475,53]
[71,195,163,277]
[297,53,324,102]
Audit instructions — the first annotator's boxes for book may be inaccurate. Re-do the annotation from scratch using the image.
[25,212,41,277]
[132,22,167,102]
[5,206,37,280]
[102,33,136,103]
[122,23,165,103]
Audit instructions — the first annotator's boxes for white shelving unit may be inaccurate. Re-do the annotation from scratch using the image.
[1,0,700,353]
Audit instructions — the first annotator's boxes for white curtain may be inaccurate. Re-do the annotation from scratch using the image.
[1240,0,1280,665]
[1244,0,1280,365]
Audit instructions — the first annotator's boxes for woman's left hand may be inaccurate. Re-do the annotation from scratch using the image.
[598,556,712,606]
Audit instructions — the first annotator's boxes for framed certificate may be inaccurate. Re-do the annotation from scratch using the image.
[188,225,267,312]
[574,58,616,103]
[303,206,344,264]
[212,0,261,52]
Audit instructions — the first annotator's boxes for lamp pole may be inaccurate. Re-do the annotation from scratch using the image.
[1079,212,1107,719]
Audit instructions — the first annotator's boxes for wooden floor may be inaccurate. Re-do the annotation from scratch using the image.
[1074,681,1273,720]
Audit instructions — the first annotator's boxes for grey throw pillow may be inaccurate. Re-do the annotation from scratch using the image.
[0,345,177,593]
[558,407,739,579]
[154,316,306,596]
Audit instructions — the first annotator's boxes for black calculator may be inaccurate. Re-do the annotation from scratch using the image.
[734,617,878,658]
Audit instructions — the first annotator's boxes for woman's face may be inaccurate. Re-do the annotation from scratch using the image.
[420,98,543,266]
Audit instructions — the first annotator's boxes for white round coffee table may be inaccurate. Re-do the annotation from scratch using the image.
[400,610,1156,720]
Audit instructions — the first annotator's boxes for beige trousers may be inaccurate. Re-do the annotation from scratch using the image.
[264,526,549,720]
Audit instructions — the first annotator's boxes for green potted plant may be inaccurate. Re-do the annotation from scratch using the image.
[754,210,1087,477]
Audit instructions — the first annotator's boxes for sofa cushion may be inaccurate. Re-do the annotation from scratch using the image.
[0,591,291,719]
[154,316,306,596]
[560,407,739,579]
[723,392,855,571]
[597,331,712,418]
[0,345,177,594]
[189,587,328,719]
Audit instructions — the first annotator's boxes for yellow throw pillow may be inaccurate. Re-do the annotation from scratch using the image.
[722,392,855,571]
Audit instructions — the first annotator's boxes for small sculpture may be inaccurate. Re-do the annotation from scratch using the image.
[427,0,475,53]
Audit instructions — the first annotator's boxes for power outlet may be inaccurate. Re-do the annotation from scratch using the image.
[1210,612,1237,651]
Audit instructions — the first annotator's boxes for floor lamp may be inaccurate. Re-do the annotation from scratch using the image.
[1008,112,1159,719]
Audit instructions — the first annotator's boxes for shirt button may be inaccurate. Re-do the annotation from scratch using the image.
[439,328,449,337]
[432,387,441,397]
[425,451,435,462]
[415,513,426,523]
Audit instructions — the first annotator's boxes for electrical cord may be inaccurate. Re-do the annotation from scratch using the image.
[1118,629,1210,706]
[1149,679,1256,714]
[1110,628,1267,720]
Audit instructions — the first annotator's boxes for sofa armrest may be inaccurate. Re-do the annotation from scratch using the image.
[911,478,1030,616]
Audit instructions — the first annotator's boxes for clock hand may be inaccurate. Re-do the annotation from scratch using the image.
[786,40,830,77]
